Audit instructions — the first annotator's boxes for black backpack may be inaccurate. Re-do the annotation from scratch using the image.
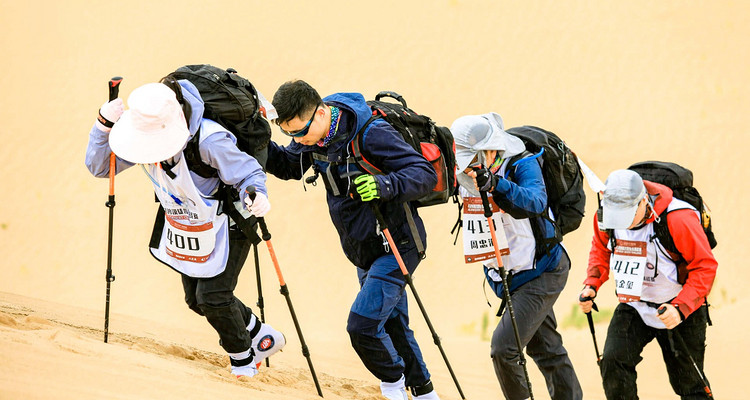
[506,126,587,236]
[628,161,717,259]
[351,91,457,208]
[154,64,270,243]
[166,64,272,175]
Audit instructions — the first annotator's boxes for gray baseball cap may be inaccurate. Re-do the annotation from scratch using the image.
[601,169,647,229]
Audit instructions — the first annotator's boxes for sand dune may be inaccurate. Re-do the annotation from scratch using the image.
[0,292,385,400]
[1,1,748,399]
[1,291,746,399]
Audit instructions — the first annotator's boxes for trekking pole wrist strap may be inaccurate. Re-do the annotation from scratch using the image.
[98,110,115,128]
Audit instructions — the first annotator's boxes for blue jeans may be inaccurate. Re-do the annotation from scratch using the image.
[346,251,431,388]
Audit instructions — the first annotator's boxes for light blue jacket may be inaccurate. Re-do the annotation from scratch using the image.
[85,80,266,202]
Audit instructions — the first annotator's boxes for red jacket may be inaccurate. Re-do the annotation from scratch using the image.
[584,181,718,319]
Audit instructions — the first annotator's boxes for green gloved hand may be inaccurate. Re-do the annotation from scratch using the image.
[351,174,381,202]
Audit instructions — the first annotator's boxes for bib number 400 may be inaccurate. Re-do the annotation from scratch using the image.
[167,227,200,251]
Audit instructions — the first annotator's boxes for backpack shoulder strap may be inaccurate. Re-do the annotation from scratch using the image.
[653,211,683,262]
[351,115,384,175]
[183,124,219,178]
[606,229,617,251]
[351,114,428,257]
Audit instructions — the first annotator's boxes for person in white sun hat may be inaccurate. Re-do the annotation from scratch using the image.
[579,169,717,399]
[451,113,582,400]
[85,80,285,378]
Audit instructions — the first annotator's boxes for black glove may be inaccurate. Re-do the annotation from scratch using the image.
[475,168,499,192]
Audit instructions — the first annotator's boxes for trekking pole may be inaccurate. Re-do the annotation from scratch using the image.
[479,190,534,400]
[579,294,602,367]
[253,243,269,367]
[246,189,323,398]
[103,76,122,343]
[658,306,713,398]
[370,203,466,400]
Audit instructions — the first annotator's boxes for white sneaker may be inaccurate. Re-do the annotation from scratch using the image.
[380,375,408,400]
[250,323,286,366]
[413,390,440,399]
[231,363,259,378]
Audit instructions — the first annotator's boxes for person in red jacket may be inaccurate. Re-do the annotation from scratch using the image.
[578,169,717,399]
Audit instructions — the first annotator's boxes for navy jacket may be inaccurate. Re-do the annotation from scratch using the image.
[265,93,437,269]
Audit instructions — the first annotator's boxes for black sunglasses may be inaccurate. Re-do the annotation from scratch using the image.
[280,105,320,137]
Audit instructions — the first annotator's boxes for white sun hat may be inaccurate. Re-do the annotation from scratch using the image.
[450,112,526,172]
[109,82,190,164]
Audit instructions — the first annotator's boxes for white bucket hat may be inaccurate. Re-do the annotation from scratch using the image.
[450,112,526,172]
[600,169,647,229]
[109,83,190,164]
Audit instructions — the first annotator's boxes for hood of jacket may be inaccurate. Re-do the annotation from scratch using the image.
[178,79,205,137]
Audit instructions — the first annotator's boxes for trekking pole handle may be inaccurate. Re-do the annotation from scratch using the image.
[109,76,123,102]
[374,91,407,108]
[473,165,494,217]
[657,305,667,315]
[245,187,271,240]
[107,76,122,198]
[579,294,599,312]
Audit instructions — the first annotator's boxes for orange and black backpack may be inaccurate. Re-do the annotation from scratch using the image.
[351,91,457,208]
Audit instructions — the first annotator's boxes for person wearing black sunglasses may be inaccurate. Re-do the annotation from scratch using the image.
[264,80,441,400]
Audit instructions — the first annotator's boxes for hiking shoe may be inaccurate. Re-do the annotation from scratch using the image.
[380,375,408,400]
[250,323,286,366]
[230,363,259,378]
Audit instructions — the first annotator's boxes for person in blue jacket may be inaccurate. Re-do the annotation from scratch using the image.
[452,114,582,400]
[265,80,440,400]
[85,80,285,378]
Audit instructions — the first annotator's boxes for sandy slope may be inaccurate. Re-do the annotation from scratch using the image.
[1,1,748,399]
[1,290,746,400]
[0,292,383,400]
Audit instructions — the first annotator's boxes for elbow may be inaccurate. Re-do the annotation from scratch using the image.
[531,199,547,215]
[85,162,109,178]
[424,172,438,192]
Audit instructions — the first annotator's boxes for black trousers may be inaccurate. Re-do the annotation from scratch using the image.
[181,227,257,354]
[601,303,711,400]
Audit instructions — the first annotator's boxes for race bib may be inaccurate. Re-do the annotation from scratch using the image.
[462,196,510,263]
[164,215,216,263]
[611,239,647,302]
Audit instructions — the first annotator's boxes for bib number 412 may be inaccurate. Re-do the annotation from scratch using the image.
[613,260,641,276]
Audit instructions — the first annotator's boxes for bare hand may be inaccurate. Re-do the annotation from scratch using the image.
[578,287,597,313]
[657,304,682,329]
[465,169,480,192]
